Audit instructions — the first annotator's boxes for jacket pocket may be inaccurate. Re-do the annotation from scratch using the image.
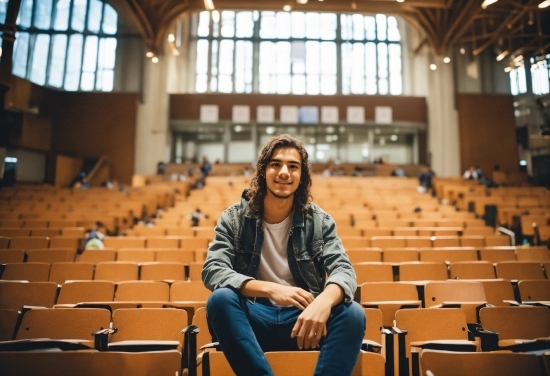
[234,242,254,275]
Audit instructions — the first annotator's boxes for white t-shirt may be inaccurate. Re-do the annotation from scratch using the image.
[257,213,297,305]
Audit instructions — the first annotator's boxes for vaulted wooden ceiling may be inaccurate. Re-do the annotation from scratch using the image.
[108,0,549,64]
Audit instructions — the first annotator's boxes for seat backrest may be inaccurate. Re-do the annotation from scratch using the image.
[0,249,26,263]
[110,308,187,345]
[517,279,550,302]
[346,250,382,263]
[103,236,146,249]
[94,262,139,282]
[432,236,460,247]
[48,237,81,250]
[9,236,49,250]
[57,280,116,304]
[116,249,155,262]
[140,262,186,281]
[0,309,19,341]
[188,261,204,281]
[0,229,31,237]
[405,237,432,248]
[419,248,478,263]
[421,350,545,376]
[383,248,419,262]
[77,249,117,263]
[0,236,10,249]
[27,249,76,263]
[398,262,449,281]
[360,282,419,302]
[48,262,94,284]
[495,261,545,280]
[155,249,195,263]
[364,308,383,343]
[30,228,62,237]
[516,246,550,262]
[459,235,485,247]
[264,352,318,376]
[114,281,169,302]
[354,262,394,283]
[0,281,58,310]
[1,262,50,282]
[449,261,496,279]
[478,279,515,306]
[479,247,517,263]
[424,281,486,307]
[15,308,111,340]
[180,237,210,250]
[170,281,212,302]
[480,306,550,339]
[341,237,371,249]
[370,236,407,249]
[146,236,181,249]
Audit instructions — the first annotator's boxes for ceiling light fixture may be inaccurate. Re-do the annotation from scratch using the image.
[283,4,292,11]
[496,50,509,61]
[430,63,437,70]
[460,47,466,55]
[443,57,451,63]
[351,2,357,9]
[146,52,154,58]
[296,0,308,3]
[152,57,159,63]
[396,0,405,2]
[481,0,498,9]
[538,0,550,8]
[204,0,215,10]
[168,34,175,43]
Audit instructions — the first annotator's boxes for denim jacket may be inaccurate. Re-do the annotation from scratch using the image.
[201,190,357,301]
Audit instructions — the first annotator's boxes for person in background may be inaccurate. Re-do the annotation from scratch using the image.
[201,156,212,178]
[463,166,478,180]
[418,164,436,193]
[391,166,406,177]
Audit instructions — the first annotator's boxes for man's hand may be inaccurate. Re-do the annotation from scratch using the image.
[290,284,344,349]
[240,280,314,310]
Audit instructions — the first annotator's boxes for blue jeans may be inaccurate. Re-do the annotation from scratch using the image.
[206,288,366,376]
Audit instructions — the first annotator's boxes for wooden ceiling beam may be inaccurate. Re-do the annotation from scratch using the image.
[444,0,481,46]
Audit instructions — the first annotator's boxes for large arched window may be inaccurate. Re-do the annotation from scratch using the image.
[191,10,403,95]
[0,0,117,92]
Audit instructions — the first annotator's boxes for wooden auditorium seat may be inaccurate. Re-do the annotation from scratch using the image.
[139,262,186,281]
[1,262,50,282]
[48,262,95,284]
[27,248,76,263]
[495,261,546,280]
[94,262,139,282]
[0,281,58,310]
[449,261,496,279]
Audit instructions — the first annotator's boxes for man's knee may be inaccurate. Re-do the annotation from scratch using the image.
[206,287,240,312]
[332,301,366,331]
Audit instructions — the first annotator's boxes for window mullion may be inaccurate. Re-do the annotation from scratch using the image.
[336,15,342,95]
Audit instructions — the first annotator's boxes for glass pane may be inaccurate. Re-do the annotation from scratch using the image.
[219,40,234,75]
[305,41,319,74]
[197,11,210,37]
[102,4,117,34]
[366,77,377,94]
[378,43,388,78]
[88,0,103,33]
[236,12,253,38]
[259,41,274,74]
[305,13,319,39]
[292,12,305,38]
[376,14,387,41]
[17,0,33,28]
[101,69,113,91]
[307,75,319,95]
[292,74,305,94]
[351,43,364,94]
[378,77,388,95]
[12,32,29,78]
[53,0,70,30]
[82,36,98,72]
[196,73,207,92]
[81,71,94,90]
[276,12,291,39]
[340,15,349,40]
[64,34,83,91]
[98,37,116,69]
[211,39,218,76]
[260,11,276,38]
[388,44,401,74]
[352,14,363,40]
[95,68,103,90]
[365,42,376,77]
[320,75,336,95]
[34,0,53,29]
[319,13,336,40]
[221,11,234,38]
[341,43,351,94]
[320,42,336,74]
[48,34,67,87]
[510,70,518,96]
[365,16,376,40]
[71,0,87,32]
[218,75,232,93]
[0,2,7,24]
[196,39,209,74]
[518,65,527,93]
[277,74,291,94]
[276,41,290,74]
[259,74,271,93]
[387,16,401,41]
[30,34,50,85]
[390,73,402,95]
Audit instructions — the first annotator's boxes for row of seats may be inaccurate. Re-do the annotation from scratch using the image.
[342,234,510,248]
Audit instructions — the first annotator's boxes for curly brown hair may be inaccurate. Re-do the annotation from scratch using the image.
[247,134,312,215]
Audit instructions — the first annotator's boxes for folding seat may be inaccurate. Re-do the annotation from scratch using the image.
[49,262,95,284]
[462,226,495,236]
[155,249,195,264]
[423,281,487,324]
[128,226,166,236]
[0,228,31,237]
[360,282,421,327]
[484,235,511,247]
[24,219,50,228]
[370,237,406,249]
[395,308,477,376]
[479,246,517,263]
[0,236,9,249]
[0,281,58,310]
[140,262,186,281]
[383,248,419,263]
[516,246,550,262]
[412,220,436,228]
[449,261,496,279]
[195,249,208,263]
[194,226,215,240]
[337,227,363,237]
[393,228,418,237]
[61,226,86,237]
[165,227,195,236]
[94,262,139,282]
[56,281,116,306]
[363,228,393,237]
[520,215,547,237]
[495,261,546,280]
[354,262,394,283]
[341,237,371,248]
[517,279,550,305]
[146,236,181,249]
[114,280,170,302]
[377,219,411,228]
[116,248,156,262]
[169,281,212,323]
[264,352,318,376]
[537,224,550,243]
[431,236,460,247]
[0,220,23,228]
[103,236,146,249]
[77,248,117,263]
[421,350,545,376]
[30,228,62,237]
[0,249,25,263]
[435,220,464,228]
[459,235,485,248]
[109,308,187,351]
[479,306,550,352]
[478,279,516,306]
[405,237,432,248]
[347,249,382,263]
[1,262,50,282]
[49,220,78,228]
[398,262,448,281]
[352,308,389,376]
[27,248,76,263]
[0,309,19,341]
[180,237,211,250]
[187,261,205,281]
[419,248,478,263]
[8,236,49,250]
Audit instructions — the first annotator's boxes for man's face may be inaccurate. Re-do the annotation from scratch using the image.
[264,147,302,200]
